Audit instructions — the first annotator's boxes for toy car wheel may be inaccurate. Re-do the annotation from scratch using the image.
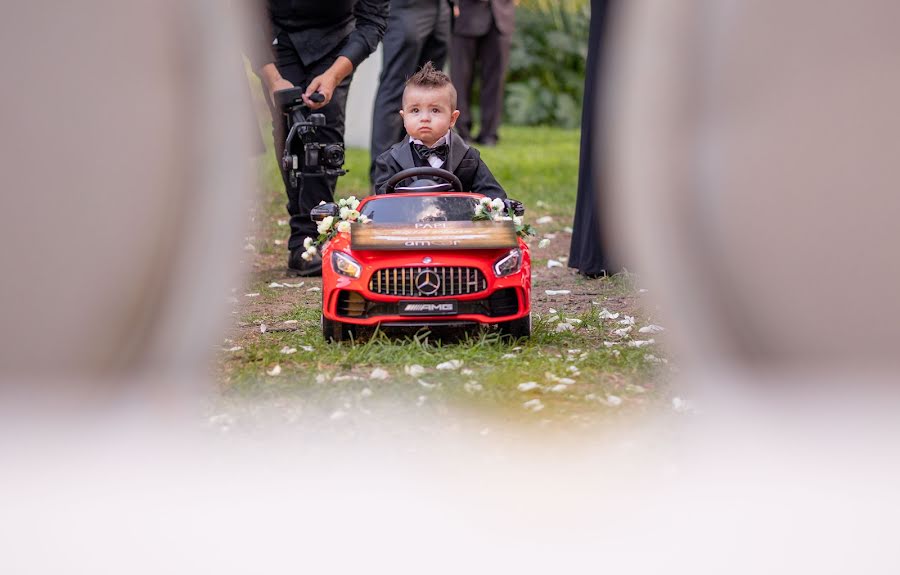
[321,315,355,342]
[498,313,532,339]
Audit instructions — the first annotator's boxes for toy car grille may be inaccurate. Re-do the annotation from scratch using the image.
[369,266,487,297]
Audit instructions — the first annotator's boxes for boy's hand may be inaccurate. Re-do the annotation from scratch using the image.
[303,56,354,110]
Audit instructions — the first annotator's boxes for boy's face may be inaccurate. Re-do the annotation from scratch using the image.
[399,85,460,147]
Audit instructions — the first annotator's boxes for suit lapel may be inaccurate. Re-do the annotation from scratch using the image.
[447,130,470,174]
[390,140,416,170]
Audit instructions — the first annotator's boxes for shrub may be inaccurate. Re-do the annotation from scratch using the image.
[505,0,590,128]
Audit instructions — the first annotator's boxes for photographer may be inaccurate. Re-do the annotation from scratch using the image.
[248,1,389,276]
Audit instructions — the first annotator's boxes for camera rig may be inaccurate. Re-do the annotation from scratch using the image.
[274,87,347,189]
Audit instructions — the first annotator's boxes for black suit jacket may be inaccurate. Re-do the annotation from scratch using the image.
[372,131,507,198]
[247,0,388,70]
[453,0,516,37]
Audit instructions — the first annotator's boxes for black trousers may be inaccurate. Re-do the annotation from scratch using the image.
[450,20,512,142]
[369,0,451,183]
[270,32,352,251]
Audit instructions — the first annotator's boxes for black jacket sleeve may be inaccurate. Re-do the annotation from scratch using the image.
[469,159,507,199]
[372,151,398,195]
[338,0,390,70]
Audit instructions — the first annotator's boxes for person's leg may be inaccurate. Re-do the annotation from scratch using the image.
[419,0,451,70]
[290,57,353,254]
[449,33,478,141]
[475,22,512,144]
[370,1,432,183]
[267,32,313,261]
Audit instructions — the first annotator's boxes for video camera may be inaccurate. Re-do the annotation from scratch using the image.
[275,87,346,189]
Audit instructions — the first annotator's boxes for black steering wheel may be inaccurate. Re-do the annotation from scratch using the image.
[383,167,464,194]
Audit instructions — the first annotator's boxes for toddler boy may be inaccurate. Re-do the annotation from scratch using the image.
[372,62,506,198]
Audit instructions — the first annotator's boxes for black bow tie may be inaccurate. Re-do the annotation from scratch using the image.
[413,142,448,163]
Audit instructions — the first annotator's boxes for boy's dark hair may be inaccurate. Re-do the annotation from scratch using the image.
[403,61,457,109]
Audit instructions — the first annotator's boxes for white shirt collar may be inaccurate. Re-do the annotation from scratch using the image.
[409,133,449,148]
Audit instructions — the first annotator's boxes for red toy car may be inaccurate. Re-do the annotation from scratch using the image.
[312,167,532,341]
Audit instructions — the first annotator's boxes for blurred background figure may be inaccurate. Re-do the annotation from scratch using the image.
[450,0,517,145]
[0,0,255,399]
[568,0,618,278]
[369,0,452,183]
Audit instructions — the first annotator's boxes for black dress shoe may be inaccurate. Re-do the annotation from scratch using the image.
[288,248,322,277]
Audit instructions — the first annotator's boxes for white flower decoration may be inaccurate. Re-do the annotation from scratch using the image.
[339,206,350,219]
[479,197,493,206]
[306,244,318,256]
[359,214,370,224]
[513,216,523,226]
[346,209,360,221]
[491,198,505,211]
[317,216,335,234]
[336,220,352,234]
[303,237,314,249]
[300,251,312,261]
[349,198,361,210]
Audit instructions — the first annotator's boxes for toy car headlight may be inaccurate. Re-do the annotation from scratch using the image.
[332,251,362,279]
[493,248,523,277]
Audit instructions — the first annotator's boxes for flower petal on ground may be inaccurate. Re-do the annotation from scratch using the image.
[307,287,321,292]
[517,382,541,392]
[404,364,425,377]
[370,368,390,380]
[279,346,297,355]
[523,399,545,412]
[260,324,267,333]
[597,308,620,320]
[266,365,281,376]
[613,327,632,337]
[545,289,571,296]
[299,345,314,352]
[618,315,636,326]
[436,359,463,370]
[227,346,243,352]
[245,293,260,297]
[535,216,553,225]
[547,259,563,268]
[283,320,298,325]
[538,238,551,249]
[605,394,623,407]
[638,324,665,334]
[555,322,574,332]
[627,339,656,348]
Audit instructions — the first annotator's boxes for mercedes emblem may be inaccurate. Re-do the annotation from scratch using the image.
[415,270,441,296]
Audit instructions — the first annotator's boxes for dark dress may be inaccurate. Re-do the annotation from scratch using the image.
[568,0,618,276]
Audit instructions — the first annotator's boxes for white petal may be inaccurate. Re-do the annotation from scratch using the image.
[307,287,321,292]
[547,259,563,268]
[535,216,553,224]
[244,293,260,297]
[436,359,463,370]
[555,322,574,332]
[568,318,583,324]
[279,346,297,355]
[461,368,474,376]
[360,388,373,398]
[269,282,284,288]
[418,379,437,389]
[538,238,551,249]
[227,346,243,352]
[501,353,516,359]
[464,381,484,393]
[549,384,569,393]
[369,368,390,380]
[283,320,298,325]
[548,308,558,314]
[523,398,545,412]
[638,324,665,334]
[259,324,267,333]
[299,345,314,352]
[613,327,632,337]
[545,289,571,296]
[266,365,281,376]
[563,226,573,233]
[605,394,623,407]
[517,382,541,392]
[277,219,288,226]
[597,308,620,320]
[627,339,656,348]
[618,315,636,326]
[404,364,425,377]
